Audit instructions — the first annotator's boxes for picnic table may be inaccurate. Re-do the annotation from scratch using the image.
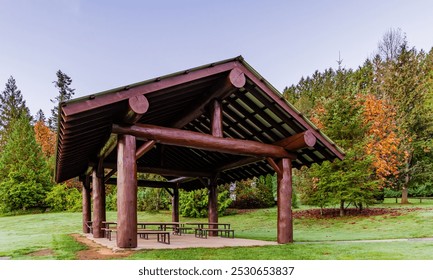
[101,221,117,239]
[185,222,234,238]
[137,222,182,231]
[102,221,117,229]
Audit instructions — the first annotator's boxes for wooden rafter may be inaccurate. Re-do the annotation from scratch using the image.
[171,67,245,128]
[238,63,344,160]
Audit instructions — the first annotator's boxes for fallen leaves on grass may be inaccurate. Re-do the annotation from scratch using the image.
[293,207,431,219]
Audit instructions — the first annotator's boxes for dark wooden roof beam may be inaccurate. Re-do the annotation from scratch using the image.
[275,130,317,151]
[232,91,294,138]
[226,102,277,142]
[217,156,264,172]
[239,67,344,160]
[136,140,157,160]
[123,95,149,124]
[171,67,246,129]
[95,161,212,178]
[98,133,118,159]
[112,123,296,159]
[104,178,177,188]
[104,168,117,183]
[62,61,238,117]
[137,167,212,178]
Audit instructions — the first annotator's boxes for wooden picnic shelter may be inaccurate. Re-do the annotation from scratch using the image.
[54,56,344,248]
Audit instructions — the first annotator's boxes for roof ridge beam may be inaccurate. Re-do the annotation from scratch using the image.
[123,95,149,124]
[275,130,317,151]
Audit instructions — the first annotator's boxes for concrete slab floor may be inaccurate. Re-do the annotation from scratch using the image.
[83,233,278,252]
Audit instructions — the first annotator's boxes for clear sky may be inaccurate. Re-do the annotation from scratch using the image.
[1,0,433,117]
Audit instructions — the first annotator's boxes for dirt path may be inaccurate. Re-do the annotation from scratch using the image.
[72,234,133,260]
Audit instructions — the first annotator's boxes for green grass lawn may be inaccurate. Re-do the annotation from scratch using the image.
[1,200,433,260]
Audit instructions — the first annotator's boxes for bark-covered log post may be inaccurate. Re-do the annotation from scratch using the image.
[277,158,293,243]
[116,134,138,248]
[82,176,91,233]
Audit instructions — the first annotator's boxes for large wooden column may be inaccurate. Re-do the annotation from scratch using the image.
[117,134,137,248]
[172,186,179,223]
[277,158,293,243]
[208,99,222,236]
[208,178,218,236]
[92,168,104,238]
[82,176,91,233]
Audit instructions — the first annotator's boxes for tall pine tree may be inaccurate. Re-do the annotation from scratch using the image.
[49,70,75,131]
[0,76,30,148]
[0,116,53,212]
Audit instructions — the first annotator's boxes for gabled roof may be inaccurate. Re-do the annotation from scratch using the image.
[55,56,344,188]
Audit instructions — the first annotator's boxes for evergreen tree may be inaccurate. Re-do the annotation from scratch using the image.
[289,64,380,214]
[0,116,53,212]
[374,43,433,203]
[49,70,75,131]
[0,76,30,148]
[34,109,46,123]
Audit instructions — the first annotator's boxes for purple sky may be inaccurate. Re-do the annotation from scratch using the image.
[1,0,433,117]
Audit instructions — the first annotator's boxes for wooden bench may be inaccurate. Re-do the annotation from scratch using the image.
[137,230,170,244]
[194,228,234,239]
[103,227,116,241]
[103,228,170,244]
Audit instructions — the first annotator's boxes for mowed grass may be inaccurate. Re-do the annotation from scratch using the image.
[1,199,433,259]
[128,241,433,260]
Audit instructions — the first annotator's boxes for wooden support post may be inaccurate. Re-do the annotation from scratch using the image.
[82,176,91,233]
[92,167,104,238]
[211,99,223,137]
[101,176,106,223]
[116,134,137,248]
[277,158,293,244]
[172,186,179,223]
[208,178,218,236]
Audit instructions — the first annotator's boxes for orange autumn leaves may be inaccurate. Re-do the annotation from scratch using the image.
[309,93,406,188]
[362,93,407,186]
[34,121,56,158]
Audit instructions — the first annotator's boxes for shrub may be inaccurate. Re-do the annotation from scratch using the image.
[179,188,232,218]
[230,178,275,209]
[45,184,81,212]
[137,188,170,212]
[105,185,117,211]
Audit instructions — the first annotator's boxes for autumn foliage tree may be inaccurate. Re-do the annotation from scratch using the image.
[361,93,407,187]
[34,120,56,158]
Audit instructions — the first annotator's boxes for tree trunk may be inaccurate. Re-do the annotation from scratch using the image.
[401,186,409,204]
[339,200,345,217]
[401,154,411,204]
